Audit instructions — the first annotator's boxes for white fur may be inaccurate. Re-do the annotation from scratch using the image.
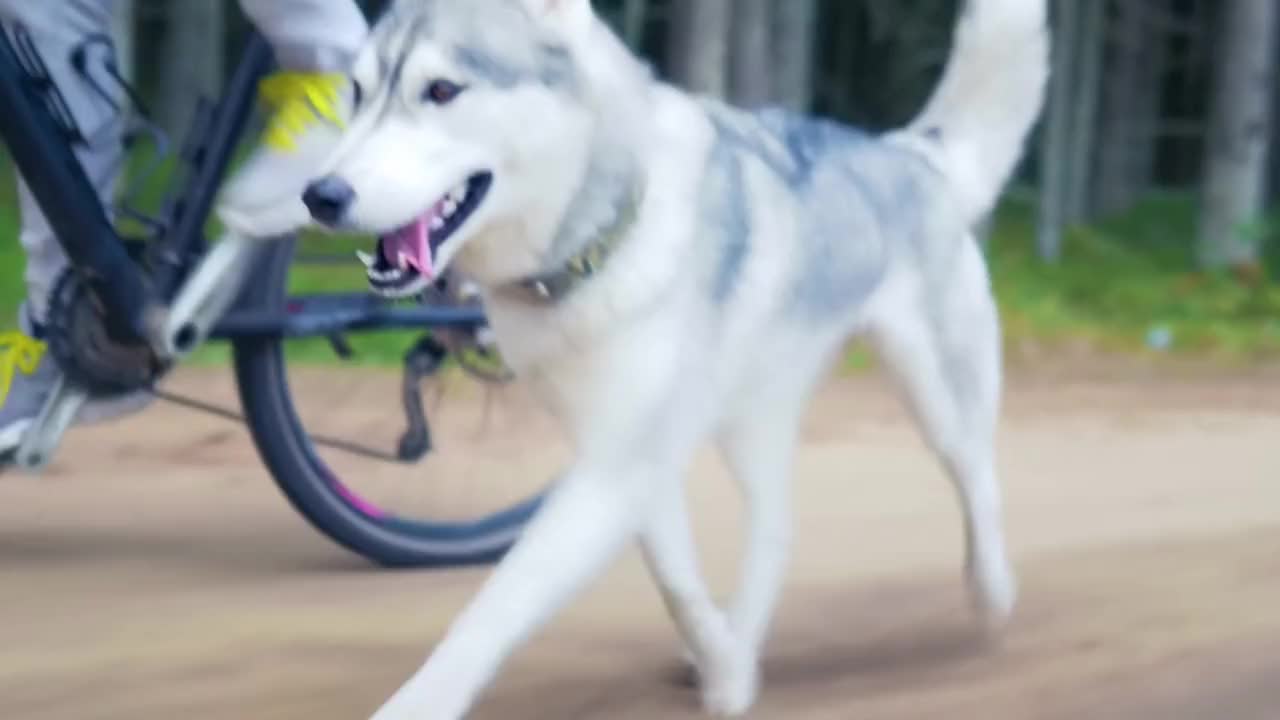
[330,0,1051,717]
[889,0,1049,223]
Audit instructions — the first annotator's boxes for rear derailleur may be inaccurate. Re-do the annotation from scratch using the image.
[395,273,513,463]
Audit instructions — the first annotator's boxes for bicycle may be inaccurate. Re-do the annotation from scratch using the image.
[0,9,546,567]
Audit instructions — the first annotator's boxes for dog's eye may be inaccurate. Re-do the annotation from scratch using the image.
[424,79,465,105]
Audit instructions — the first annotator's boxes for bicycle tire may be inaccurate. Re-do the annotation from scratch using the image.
[229,238,544,568]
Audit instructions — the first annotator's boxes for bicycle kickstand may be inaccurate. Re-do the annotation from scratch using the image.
[14,374,89,472]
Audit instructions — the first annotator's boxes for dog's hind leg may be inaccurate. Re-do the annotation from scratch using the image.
[716,347,832,656]
[718,409,800,655]
[642,481,757,716]
[867,240,1016,629]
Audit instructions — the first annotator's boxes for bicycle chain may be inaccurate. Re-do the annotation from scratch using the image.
[150,388,409,464]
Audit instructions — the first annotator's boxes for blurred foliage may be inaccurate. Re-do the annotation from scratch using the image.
[987,191,1280,360]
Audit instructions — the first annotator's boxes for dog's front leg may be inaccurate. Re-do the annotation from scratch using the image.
[369,465,655,720]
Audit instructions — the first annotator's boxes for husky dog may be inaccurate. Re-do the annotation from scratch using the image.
[301,0,1049,716]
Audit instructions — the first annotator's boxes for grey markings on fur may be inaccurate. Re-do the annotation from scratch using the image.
[707,108,815,188]
[454,45,525,87]
[706,136,752,305]
[543,143,640,271]
[455,43,577,90]
[361,11,430,122]
[381,0,577,91]
[533,44,577,89]
[704,103,952,320]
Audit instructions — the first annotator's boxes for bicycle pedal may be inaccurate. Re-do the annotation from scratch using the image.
[14,375,89,472]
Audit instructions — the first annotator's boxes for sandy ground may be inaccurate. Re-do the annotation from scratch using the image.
[2,366,1280,720]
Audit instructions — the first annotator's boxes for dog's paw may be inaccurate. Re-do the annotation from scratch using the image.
[697,639,759,717]
[667,646,700,689]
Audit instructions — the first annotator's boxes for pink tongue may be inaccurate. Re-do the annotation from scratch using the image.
[381,215,434,279]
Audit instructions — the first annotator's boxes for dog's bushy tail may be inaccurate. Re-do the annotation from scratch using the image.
[892,0,1050,225]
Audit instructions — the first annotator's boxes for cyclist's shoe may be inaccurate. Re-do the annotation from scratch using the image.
[0,329,152,461]
[217,72,354,240]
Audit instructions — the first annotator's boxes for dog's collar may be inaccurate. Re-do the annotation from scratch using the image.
[506,182,645,304]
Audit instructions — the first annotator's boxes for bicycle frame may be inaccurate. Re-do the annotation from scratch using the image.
[0,25,486,348]
[0,4,542,562]
[0,25,154,340]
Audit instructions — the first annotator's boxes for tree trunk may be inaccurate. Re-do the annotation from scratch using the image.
[1198,0,1280,270]
[665,0,731,98]
[1093,0,1165,216]
[154,0,225,137]
[1269,22,1280,203]
[1037,0,1081,262]
[729,0,775,107]
[1065,0,1106,223]
[1126,5,1167,204]
[773,0,820,112]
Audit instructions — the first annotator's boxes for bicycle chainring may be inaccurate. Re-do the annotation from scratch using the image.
[44,270,170,395]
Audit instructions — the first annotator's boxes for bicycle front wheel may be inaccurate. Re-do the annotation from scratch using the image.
[229,238,554,568]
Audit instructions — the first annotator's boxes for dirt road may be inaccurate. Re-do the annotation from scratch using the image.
[2,367,1279,720]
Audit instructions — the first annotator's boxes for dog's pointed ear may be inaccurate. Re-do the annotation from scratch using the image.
[519,0,593,32]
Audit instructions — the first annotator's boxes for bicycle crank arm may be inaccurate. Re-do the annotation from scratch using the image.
[151,234,260,360]
[15,374,89,472]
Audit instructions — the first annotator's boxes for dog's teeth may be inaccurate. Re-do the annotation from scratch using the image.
[397,251,412,270]
[430,215,445,230]
[356,250,377,269]
[442,199,458,217]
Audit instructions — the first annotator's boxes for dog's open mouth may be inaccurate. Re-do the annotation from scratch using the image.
[361,171,493,297]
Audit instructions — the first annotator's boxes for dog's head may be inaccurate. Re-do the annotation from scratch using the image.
[302,0,635,296]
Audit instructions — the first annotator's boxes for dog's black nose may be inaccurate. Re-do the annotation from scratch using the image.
[303,176,356,226]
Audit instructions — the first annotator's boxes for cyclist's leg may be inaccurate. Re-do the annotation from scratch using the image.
[239,0,367,75]
[217,0,369,239]
[0,0,148,454]
[0,0,123,326]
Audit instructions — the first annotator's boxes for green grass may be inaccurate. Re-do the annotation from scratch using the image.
[0,162,28,323]
[5,147,1280,368]
[986,191,1280,361]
